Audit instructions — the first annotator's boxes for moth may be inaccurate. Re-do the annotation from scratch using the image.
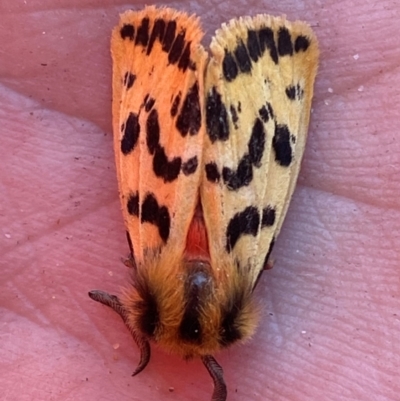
[89,6,318,401]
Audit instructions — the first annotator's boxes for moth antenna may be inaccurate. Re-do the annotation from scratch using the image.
[201,355,227,401]
[88,290,151,375]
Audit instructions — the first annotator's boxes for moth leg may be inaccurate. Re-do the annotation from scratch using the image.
[88,290,150,375]
[201,355,227,401]
[122,231,137,269]
[121,255,136,269]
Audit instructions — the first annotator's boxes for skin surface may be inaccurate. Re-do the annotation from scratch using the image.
[1,1,399,400]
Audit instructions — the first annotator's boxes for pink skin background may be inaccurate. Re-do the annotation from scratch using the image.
[1,0,399,400]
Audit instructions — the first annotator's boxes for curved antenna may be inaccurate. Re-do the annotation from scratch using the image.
[89,290,150,376]
[201,355,227,401]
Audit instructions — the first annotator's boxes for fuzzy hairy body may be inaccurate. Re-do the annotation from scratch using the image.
[122,246,259,358]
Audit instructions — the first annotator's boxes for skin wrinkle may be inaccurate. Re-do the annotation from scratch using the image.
[1,1,400,401]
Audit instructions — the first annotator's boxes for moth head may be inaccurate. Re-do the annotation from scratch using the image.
[120,250,261,359]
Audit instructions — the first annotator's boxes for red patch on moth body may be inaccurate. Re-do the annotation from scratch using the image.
[185,202,210,261]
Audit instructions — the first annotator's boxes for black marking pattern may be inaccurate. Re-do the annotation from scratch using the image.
[205,162,220,183]
[123,72,136,89]
[226,207,259,252]
[135,17,150,46]
[277,27,293,56]
[182,156,198,176]
[170,92,181,117]
[258,102,274,123]
[126,192,170,243]
[168,31,186,65]
[127,192,140,216]
[285,83,304,101]
[259,27,278,64]
[121,112,140,155]
[247,29,262,62]
[234,40,252,74]
[206,87,229,142]
[230,105,239,129]
[222,51,239,82]
[221,118,266,190]
[273,124,293,166]
[162,20,176,52]
[120,17,194,72]
[142,193,171,242]
[144,96,156,112]
[145,109,182,182]
[295,35,311,52]
[120,24,134,40]
[147,18,165,54]
[222,23,312,82]
[226,205,276,252]
[176,82,201,137]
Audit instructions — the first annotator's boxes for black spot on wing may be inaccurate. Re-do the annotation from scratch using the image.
[258,27,278,64]
[121,112,140,155]
[222,51,239,82]
[226,206,260,252]
[234,40,252,74]
[147,18,166,55]
[221,118,265,190]
[248,118,265,167]
[146,109,160,154]
[170,92,181,117]
[273,124,293,166]
[205,162,220,183]
[120,24,134,40]
[135,17,150,47]
[123,72,136,89]
[127,192,139,216]
[162,20,177,52]
[295,35,311,52]
[178,41,191,71]
[206,87,229,142]
[247,29,262,62]
[230,105,239,129]
[146,109,182,182]
[258,102,274,123]
[182,156,198,176]
[145,96,155,112]
[285,84,304,101]
[262,206,276,227]
[153,148,182,182]
[141,193,170,242]
[168,30,186,65]
[176,82,201,137]
[223,156,252,190]
[277,27,293,56]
